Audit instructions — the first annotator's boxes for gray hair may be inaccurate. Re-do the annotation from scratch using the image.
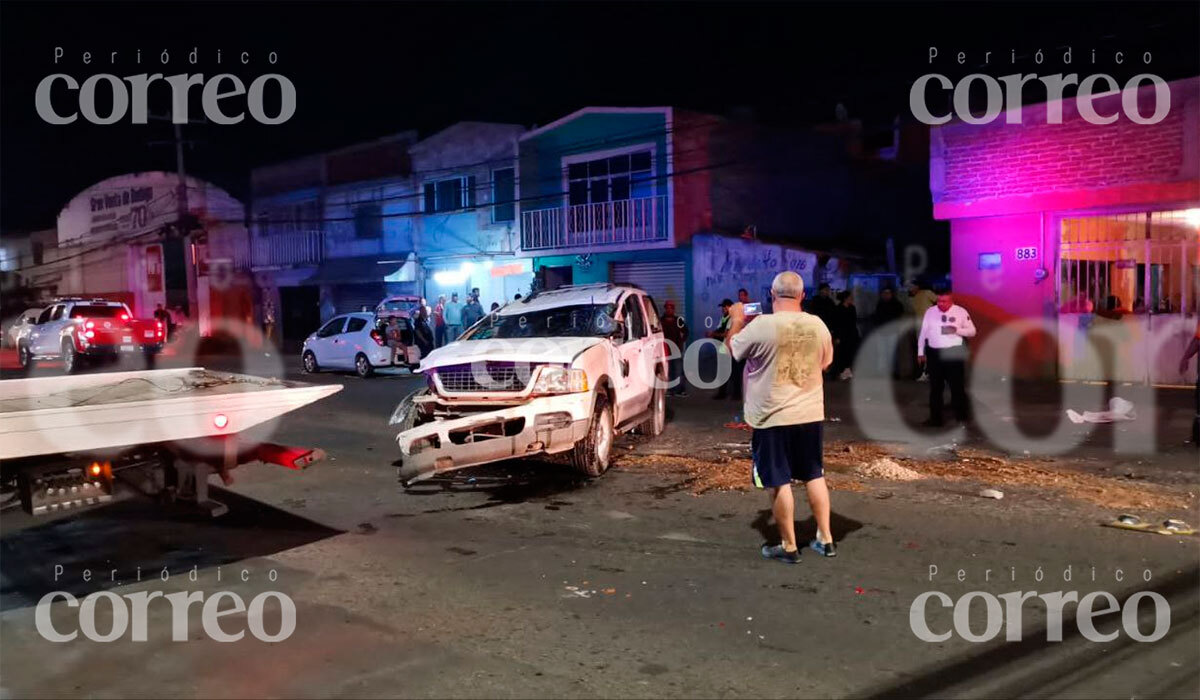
[771,271,803,299]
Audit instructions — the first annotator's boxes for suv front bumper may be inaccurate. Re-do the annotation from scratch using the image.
[396,392,592,484]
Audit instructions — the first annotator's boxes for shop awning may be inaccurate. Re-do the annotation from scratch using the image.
[302,255,407,284]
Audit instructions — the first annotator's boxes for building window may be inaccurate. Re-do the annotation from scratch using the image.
[423,176,476,213]
[353,203,382,239]
[567,150,653,206]
[491,168,515,223]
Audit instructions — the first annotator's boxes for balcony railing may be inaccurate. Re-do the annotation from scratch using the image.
[229,230,325,269]
[521,195,668,252]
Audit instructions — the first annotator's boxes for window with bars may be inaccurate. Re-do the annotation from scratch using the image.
[423,176,476,213]
[567,150,653,206]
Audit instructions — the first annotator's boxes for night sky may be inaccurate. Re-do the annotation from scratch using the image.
[2,1,1197,230]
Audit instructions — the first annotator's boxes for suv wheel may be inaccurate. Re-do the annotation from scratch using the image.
[17,343,34,374]
[354,353,374,378]
[62,340,81,374]
[571,392,614,478]
[638,385,666,437]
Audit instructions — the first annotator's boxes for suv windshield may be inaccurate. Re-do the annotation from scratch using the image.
[462,304,618,340]
[69,305,127,319]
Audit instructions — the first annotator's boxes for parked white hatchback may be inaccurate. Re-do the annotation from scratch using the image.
[301,312,421,378]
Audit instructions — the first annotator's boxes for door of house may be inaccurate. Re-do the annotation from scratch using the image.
[1057,210,1199,385]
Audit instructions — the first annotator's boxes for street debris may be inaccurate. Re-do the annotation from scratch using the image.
[1102,514,1197,536]
[852,458,923,482]
[1066,397,1136,424]
[619,439,1191,511]
[978,488,1005,500]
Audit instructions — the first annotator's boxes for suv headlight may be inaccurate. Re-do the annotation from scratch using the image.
[532,366,588,395]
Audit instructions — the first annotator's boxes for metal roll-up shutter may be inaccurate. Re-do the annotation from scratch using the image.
[335,283,386,314]
[611,261,687,323]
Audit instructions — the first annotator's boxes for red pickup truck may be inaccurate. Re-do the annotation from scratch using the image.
[14,298,166,374]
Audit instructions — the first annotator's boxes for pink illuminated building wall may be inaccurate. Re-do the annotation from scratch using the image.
[930,77,1200,379]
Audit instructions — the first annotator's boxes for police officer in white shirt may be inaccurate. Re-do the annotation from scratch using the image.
[916,290,976,427]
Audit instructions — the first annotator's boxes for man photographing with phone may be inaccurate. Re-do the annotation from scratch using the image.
[725,271,837,563]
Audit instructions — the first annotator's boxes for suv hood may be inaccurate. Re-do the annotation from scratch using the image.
[420,337,605,371]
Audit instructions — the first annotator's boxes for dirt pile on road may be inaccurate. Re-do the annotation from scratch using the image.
[852,457,923,481]
[619,439,1193,512]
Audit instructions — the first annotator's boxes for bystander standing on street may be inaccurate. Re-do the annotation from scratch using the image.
[710,299,740,400]
[433,295,447,347]
[1180,318,1200,447]
[461,293,484,330]
[726,271,836,562]
[806,283,836,330]
[907,280,937,381]
[871,287,905,377]
[444,293,463,342]
[917,290,976,427]
[830,290,860,381]
[661,300,688,397]
[414,307,435,359]
[262,299,276,348]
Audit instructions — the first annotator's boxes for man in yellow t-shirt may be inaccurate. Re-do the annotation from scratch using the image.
[727,271,836,563]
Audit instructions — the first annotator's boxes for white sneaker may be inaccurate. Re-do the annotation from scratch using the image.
[917,373,929,382]
[839,368,853,381]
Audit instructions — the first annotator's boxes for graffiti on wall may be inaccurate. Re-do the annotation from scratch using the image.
[692,234,845,308]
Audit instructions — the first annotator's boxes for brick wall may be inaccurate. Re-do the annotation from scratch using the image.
[931,77,1199,215]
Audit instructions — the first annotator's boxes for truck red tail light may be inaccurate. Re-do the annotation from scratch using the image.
[369,329,386,346]
[85,321,94,330]
[213,413,229,429]
[120,313,129,322]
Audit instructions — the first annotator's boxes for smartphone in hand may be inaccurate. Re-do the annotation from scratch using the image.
[743,302,763,316]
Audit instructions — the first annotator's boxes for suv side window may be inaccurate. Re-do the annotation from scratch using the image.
[317,317,346,338]
[49,305,66,321]
[36,307,53,324]
[621,295,647,341]
[642,295,662,333]
[346,317,368,333]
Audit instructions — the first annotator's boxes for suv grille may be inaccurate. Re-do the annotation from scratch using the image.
[434,362,534,393]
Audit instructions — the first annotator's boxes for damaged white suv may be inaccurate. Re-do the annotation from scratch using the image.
[392,283,668,484]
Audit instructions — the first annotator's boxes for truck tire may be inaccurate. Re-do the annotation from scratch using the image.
[17,342,34,375]
[636,385,666,437]
[354,353,374,378]
[61,339,82,375]
[570,392,614,478]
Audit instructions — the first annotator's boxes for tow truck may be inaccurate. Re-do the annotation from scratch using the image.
[0,367,342,518]
[14,298,165,374]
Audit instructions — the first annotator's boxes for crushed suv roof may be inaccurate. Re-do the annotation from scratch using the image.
[499,283,632,315]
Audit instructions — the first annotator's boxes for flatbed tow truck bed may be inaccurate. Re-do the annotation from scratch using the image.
[0,368,342,517]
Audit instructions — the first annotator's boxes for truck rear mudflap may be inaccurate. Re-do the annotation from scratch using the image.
[396,402,589,485]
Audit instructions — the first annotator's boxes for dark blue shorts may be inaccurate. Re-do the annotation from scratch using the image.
[751,422,824,488]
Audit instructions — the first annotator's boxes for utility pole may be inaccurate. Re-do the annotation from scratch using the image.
[149,114,206,323]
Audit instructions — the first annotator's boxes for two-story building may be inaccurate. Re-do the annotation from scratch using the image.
[516,107,861,336]
[248,123,528,350]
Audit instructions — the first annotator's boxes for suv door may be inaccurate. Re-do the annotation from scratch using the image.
[637,294,665,390]
[614,293,652,421]
[31,305,65,355]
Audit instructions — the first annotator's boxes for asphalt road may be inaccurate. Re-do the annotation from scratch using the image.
[1,360,1197,699]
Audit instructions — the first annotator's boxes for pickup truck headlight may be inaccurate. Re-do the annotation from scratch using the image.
[532,366,588,395]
